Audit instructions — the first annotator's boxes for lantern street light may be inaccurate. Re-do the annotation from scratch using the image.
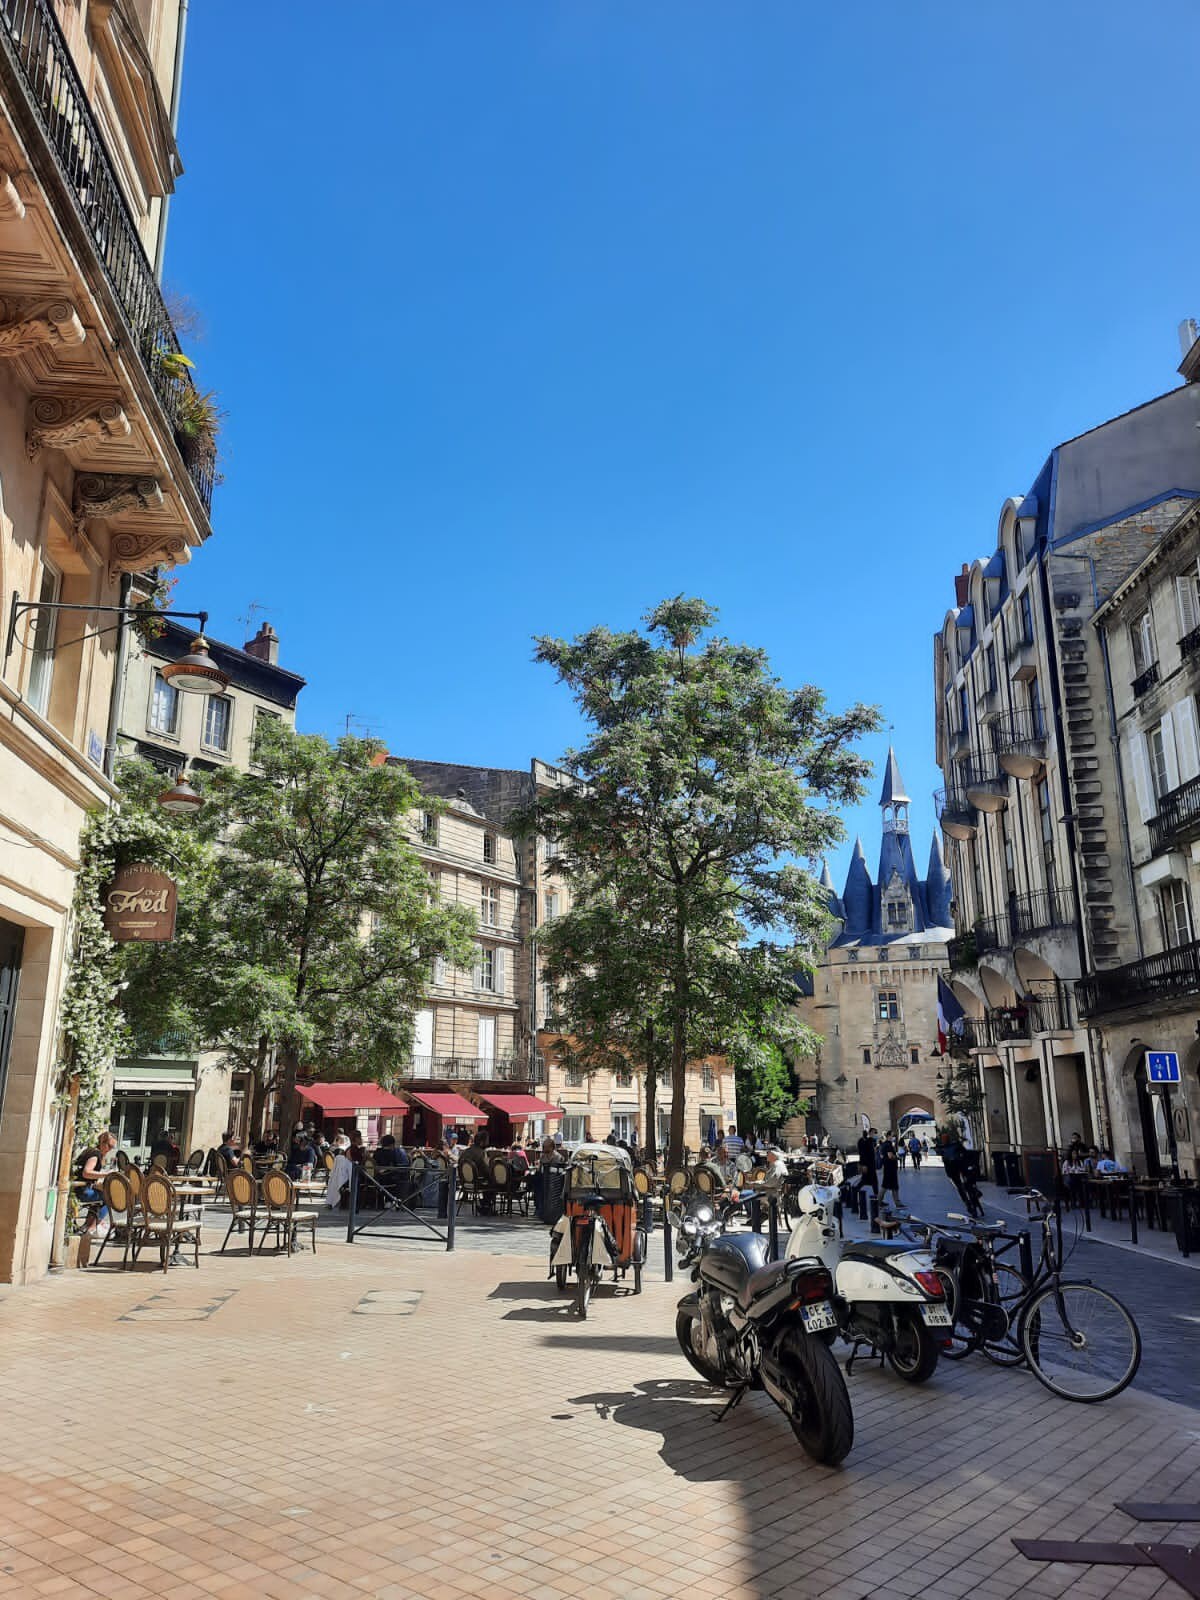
[156,774,204,815]
[159,629,229,694]
[5,595,229,693]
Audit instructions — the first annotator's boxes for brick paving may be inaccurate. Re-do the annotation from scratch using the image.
[0,1215,1199,1600]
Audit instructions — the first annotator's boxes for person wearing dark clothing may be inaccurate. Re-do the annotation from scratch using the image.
[939,1130,983,1218]
[286,1132,320,1180]
[149,1128,180,1174]
[880,1138,901,1207]
[856,1130,878,1193]
[908,1134,922,1171]
[217,1132,240,1167]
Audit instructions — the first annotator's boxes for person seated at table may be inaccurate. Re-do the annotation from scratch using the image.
[348,1128,366,1164]
[252,1129,279,1158]
[507,1141,529,1172]
[149,1126,180,1174]
[76,1130,117,1236]
[286,1128,320,1180]
[1094,1150,1128,1175]
[374,1133,409,1170]
[324,1143,356,1208]
[1066,1132,1085,1161]
[1061,1153,1087,1207]
[216,1130,240,1167]
[1084,1144,1102,1173]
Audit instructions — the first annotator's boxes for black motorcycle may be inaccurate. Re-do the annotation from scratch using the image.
[673,1208,854,1466]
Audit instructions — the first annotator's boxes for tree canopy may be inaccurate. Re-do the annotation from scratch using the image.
[517,596,879,1165]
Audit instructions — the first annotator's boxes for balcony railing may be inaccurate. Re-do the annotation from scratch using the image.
[946,1017,981,1056]
[983,981,1073,1044]
[934,785,977,836]
[1181,624,1200,662]
[963,753,1010,811]
[1077,938,1200,1018]
[991,709,1047,777]
[974,913,1011,955]
[403,1054,544,1083]
[0,0,214,510]
[1148,772,1200,857]
[1132,661,1160,699]
[1010,887,1075,939]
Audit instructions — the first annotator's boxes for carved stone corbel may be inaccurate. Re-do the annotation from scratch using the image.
[0,170,26,222]
[108,529,190,579]
[27,395,130,459]
[74,472,163,530]
[0,297,85,355]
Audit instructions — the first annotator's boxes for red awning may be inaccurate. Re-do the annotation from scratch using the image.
[476,1093,564,1121]
[298,1082,410,1115]
[408,1090,488,1124]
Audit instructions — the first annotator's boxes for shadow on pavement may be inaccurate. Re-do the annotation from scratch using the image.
[539,1334,681,1354]
[487,1279,560,1302]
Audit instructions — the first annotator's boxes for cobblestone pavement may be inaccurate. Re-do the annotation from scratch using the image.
[1,1220,1199,1600]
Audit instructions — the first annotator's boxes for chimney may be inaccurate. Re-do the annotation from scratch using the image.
[244,621,279,665]
[953,563,971,608]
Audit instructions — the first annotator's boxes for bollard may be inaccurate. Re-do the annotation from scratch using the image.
[869,1191,880,1236]
[768,1193,780,1260]
[1018,1229,1033,1282]
[1128,1175,1138,1246]
[857,1184,868,1221]
[663,1203,673,1284]
[1082,1178,1091,1233]
[346,1161,358,1244]
[446,1164,456,1252]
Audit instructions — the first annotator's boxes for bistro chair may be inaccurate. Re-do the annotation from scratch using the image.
[184,1149,205,1176]
[124,1164,143,1203]
[257,1170,317,1257]
[490,1158,518,1216]
[632,1166,654,1200]
[133,1172,202,1272]
[323,1150,336,1173]
[221,1167,259,1253]
[114,1150,130,1174]
[666,1168,689,1202]
[241,1154,255,1172]
[457,1155,487,1216]
[92,1171,138,1270]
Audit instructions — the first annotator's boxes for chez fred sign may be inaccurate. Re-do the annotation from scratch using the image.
[102,863,177,943]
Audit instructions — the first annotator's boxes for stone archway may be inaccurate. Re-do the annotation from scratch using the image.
[890,1092,934,1126]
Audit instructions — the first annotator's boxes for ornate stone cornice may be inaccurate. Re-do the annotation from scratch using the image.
[0,298,85,355]
[74,471,163,528]
[107,529,190,580]
[26,395,130,459]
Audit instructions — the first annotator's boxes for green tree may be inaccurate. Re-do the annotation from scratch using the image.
[517,596,878,1167]
[118,724,477,1137]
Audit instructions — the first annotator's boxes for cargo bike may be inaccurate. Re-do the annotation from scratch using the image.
[548,1142,648,1318]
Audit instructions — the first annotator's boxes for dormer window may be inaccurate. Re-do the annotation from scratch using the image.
[885,901,909,931]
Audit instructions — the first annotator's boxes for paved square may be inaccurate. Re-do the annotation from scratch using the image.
[0,1200,1197,1600]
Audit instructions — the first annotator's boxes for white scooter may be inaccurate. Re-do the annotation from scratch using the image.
[786,1182,951,1382]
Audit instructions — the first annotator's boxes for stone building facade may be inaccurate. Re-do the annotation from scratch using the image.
[0,1,211,1281]
[794,751,953,1146]
[394,757,737,1150]
[106,620,305,1164]
[933,336,1200,1176]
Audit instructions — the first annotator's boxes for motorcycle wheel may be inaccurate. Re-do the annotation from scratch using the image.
[887,1313,940,1383]
[675,1307,729,1387]
[777,1329,854,1466]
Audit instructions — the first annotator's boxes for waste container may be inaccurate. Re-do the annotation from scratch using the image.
[991,1150,1018,1187]
[1024,1150,1057,1196]
[1175,1188,1200,1256]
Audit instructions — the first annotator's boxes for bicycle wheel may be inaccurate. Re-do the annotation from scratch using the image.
[932,1267,976,1361]
[980,1264,1028,1367]
[1021,1281,1141,1402]
[574,1229,595,1320]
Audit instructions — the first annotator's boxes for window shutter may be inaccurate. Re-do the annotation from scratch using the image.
[1130,732,1155,821]
[434,956,446,986]
[1178,577,1200,638]
[494,948,505,996]
[1175,698,1200,784]
[1163,714,1181,794]
[472,951,482,990]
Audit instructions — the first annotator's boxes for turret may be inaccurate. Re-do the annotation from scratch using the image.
[925,831,953,928]
[819,859,844,922]
[879,745,910,835]
[841,838,873,933]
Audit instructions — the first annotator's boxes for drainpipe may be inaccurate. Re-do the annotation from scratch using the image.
[103,573,132,780]
[152,0,189,283]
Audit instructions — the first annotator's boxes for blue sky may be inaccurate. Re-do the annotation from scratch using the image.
[167,1,1200,892]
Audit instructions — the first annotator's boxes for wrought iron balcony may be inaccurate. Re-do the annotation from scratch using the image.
[1148,772,1200,857]
[1010,887,1075,940]
[946,1017,981,1057]
[1182,624,1200,662]
[963,753,1010,813]
[1077,938,1200,1018]
[991,709,1047,779]
[0,0,214,510]
[1132,661,1160,699]
[403,1054,543,1083]
[974,913,1011,955]
[983,981,1073,1044]
[934,784,977,839]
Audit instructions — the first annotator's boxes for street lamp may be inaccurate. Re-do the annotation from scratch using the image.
[159,629,229,694]
[5,594,229,693]
[156,774,204,815]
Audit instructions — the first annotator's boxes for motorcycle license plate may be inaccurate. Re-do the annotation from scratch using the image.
[801,1301,838,1333]
[920,1304,952,1327]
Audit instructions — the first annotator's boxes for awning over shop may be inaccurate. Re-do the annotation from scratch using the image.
[299,1082,410,1114]
[476,1093,564,1121]
[408,1090,488,1124]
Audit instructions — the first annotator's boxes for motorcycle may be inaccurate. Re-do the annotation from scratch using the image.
[672,1197,855,1466]
[786,1181,950,1382]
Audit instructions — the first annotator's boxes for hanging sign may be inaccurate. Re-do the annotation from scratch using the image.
[102,862,177,942]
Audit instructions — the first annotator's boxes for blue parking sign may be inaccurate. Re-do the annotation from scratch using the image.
[1146,1051,1181,1084]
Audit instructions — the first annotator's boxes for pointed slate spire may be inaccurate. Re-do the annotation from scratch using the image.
[879,745,910,808]
[925,831,953,928]
[819,859,844,921]
[841,837,873,933]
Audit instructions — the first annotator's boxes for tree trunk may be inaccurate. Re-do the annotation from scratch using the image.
[248,1035,271,1138]
[277,1042,300,1144]
[668,911,688,1168]
[643,1020,657,1163]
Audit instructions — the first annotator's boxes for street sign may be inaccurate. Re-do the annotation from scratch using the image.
[1146,1051,1181,1084]
[102,862,177,942]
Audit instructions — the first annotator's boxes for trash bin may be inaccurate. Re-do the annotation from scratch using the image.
[1025,1150,1057,1195]
[1175,1189,1200,1256]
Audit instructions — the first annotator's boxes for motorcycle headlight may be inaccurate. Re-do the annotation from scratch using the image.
[681,1217,699,1237]
[695,1204,714,1225]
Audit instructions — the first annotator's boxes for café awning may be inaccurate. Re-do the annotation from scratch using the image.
[299,1082,410,1115]
[476,1093,564,1121]
[408,1090,488,1124]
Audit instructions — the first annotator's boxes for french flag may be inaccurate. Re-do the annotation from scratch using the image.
[937,975,965,1056]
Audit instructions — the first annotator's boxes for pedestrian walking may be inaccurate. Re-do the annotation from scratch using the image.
[908,1134,922,1171]
[880,1137,901,1208]
[897,1138,908,1171]
[856,1127,878,1194]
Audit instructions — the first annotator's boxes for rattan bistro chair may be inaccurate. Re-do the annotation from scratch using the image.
[133,1172,201,1272]
[92,1171,138,1270]
[184,1149,205,1176]
[221,1166,259,1253]
[257,1170,317,1257]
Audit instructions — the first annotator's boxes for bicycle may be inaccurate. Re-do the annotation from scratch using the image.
[890,1211,1025,1365]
